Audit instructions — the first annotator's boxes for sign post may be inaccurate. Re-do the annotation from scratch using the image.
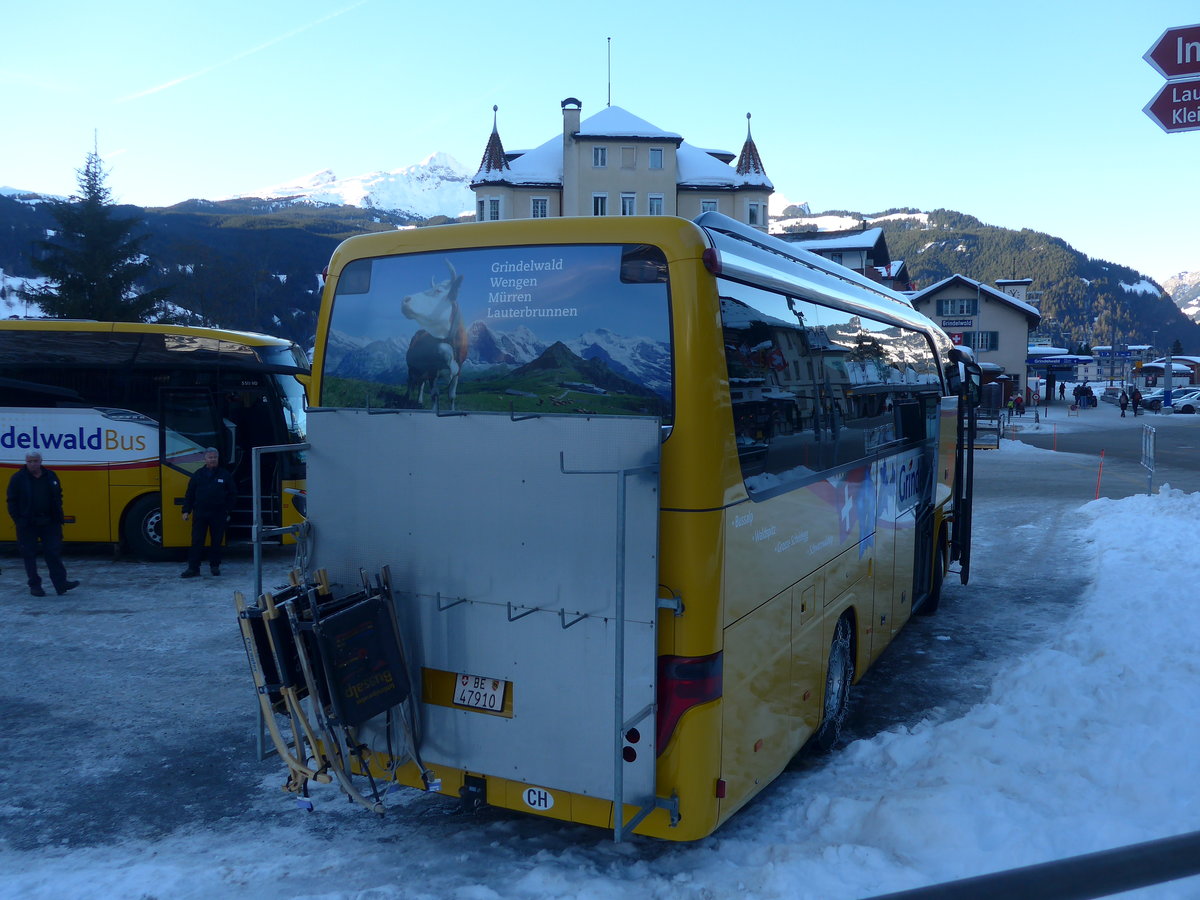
[1144,80,1200,133]
[1144,24,1200,133]
[1144,24,1200,79]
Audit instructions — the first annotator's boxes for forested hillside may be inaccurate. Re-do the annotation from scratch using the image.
[0,194,466,344]
[3,195,1196,353]
[876,210,1200,353]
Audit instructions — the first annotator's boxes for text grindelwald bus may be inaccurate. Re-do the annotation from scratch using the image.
[246,213,979,842]
[0,321,309,559]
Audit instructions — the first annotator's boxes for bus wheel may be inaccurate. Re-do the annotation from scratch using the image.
[813,614,854,753]
[124,494,172,561]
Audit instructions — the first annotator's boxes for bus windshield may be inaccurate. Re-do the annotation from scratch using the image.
[321,243,673,421]
[273,372,307,442]
[257,343,309,442]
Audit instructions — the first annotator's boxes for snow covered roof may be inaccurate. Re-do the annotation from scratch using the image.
[1151,355,1200,364]
[574,105,682,141]
[677,141,759,187]
[1141,361,1192,373]
[910,274,1041,323]
[472,104,773,191]
[784,227,885,253]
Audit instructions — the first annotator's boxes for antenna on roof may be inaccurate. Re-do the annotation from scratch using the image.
[607,37,611,107]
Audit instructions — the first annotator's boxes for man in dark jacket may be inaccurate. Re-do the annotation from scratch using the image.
[6,451,79,597]
[180,447,238,578]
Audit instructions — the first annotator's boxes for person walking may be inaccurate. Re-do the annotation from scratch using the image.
[1014,393,1025,416]
[180,448,238,578]
[1119,391,1128,417]
[1131,388,1142,416]
[6,451,79,597]
[1059,382,1066,401]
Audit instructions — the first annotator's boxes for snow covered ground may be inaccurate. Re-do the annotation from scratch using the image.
[2,441,1198,899]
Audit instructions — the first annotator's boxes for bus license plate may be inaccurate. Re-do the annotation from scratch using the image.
[454,673,506,711]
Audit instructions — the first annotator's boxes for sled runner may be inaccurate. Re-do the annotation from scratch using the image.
[234,587,330,795]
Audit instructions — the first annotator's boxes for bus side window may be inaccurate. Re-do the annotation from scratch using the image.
[720,280,945,498]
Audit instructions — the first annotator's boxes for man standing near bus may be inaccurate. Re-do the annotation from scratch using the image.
[180,448,238,578]
[6,451,79,597]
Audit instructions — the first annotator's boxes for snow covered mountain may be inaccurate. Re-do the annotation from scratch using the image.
[229,152,475,220]
[330,319,671,399]
[1166,271,1200,324]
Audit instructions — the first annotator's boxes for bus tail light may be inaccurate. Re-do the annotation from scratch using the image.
[656,652,723,755]
[702,247,722,275]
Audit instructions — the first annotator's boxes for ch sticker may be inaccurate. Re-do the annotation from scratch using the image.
[522,787,555,811]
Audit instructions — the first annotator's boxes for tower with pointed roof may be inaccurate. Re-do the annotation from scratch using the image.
[470,99,773,230]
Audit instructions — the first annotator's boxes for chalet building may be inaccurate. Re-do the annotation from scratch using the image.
[908,274,1040,396]
[776,227,912,292]
[470,99,773,229]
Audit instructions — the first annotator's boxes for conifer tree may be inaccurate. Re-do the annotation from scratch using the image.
[25,151,169,321]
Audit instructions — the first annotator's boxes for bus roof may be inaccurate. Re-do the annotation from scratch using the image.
[0,319,296,348]
[693,212,941,337]
[322,213,943,343]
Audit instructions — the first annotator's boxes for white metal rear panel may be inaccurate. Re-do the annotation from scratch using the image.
[306,409,661,804]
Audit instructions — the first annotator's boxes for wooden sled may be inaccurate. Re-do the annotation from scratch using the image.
[234,589,331,793]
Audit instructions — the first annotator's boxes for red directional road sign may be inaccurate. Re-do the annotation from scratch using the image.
[1144,78,1200,133]
[1144,24,1200,79]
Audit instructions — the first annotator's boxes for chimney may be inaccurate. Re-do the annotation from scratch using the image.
[561,97,582,137]
[561,98,582,216]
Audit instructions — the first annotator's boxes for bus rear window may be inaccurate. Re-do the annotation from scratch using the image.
[322,244,673,422]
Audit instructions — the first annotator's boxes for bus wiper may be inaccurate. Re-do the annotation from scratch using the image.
[510,401,540,422]
[432,395,467,417]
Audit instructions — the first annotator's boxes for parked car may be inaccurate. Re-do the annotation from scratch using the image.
[1133,387,1200,412]
[1168,389,1200,414]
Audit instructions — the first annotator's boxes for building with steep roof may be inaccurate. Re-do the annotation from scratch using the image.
[909,274,1041,396]
[471,99,774,230]
[776,226,911,291]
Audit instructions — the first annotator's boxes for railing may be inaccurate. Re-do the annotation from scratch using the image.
[863,828,1200,900]
[1141,424,1156,495]
[248,441,311,764]
[250,441,311,600]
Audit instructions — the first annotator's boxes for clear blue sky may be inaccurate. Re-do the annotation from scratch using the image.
[4,1,1197,283]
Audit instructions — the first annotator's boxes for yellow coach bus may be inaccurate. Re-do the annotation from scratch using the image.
[255,212,978,841]
[0,321,309,559]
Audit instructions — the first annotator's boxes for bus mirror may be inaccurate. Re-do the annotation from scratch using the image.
[947,348,982,408]
[946,367,962,395]
[963,362,983,409]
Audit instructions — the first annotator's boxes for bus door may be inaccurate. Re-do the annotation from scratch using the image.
[158,387,223,548]
[876,399,936,649]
